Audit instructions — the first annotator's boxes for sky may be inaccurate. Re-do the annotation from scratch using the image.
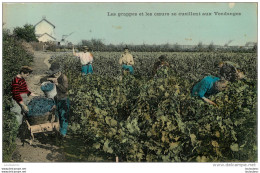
[2,2,258,46]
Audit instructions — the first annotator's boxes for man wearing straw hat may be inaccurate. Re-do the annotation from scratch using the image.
[72,45,94,75]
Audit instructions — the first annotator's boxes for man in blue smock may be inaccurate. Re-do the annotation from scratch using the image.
[192,76,228,105]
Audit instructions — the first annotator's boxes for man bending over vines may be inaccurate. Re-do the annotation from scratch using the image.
[191,76,228,106]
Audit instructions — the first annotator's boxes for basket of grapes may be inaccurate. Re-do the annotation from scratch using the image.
[27,96,56,125]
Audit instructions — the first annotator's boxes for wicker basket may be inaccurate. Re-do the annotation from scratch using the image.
[27,106,56,125]
[27,112,50,125]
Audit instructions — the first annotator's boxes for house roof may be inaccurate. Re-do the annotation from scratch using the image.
[35,18,55,28]
[37,33,56,40]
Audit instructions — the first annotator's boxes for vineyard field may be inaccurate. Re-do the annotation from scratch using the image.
[50,51,257,162]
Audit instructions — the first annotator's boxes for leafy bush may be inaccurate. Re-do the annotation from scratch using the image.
[30,42,45,51]
[3,29,34,161]
[46,43,58,52]
[13,24,38,42]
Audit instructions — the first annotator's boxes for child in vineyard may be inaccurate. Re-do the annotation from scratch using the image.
[191,76,228,106]
[11,66,38,125]
[72,45,93,75]
[119,46,135,75]
[218,61,245,82]
[152,55,169,76]
[47,63,70,137]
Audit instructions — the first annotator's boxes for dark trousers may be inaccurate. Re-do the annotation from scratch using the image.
[55,97,70,136]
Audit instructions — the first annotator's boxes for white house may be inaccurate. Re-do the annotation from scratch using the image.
[35,17,56,42]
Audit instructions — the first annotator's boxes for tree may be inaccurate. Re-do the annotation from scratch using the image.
[13,24,38,42]
[252,44,257,52]
[91,39,105,51]
[173,43,181,52]
[195,42,203,52]
[81,39,106,51]
[208,42,215,52]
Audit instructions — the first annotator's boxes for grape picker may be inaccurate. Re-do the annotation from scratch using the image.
[119,46,135,75]
[191,76,228,106]
[73,45,94,75]
[47,63,70,137]
[152,55,170,76]
[11,66,38,125]
[218,61,245,82]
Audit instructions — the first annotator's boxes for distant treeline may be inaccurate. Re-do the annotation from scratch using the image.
[62,39,257,53]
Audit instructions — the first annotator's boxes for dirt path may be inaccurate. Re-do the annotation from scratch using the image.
[12,51,66,162]
[26,51,52,96]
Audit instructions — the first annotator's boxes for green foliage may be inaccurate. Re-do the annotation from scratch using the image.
[51,52,256,81]
[50,51,257,162]
[46,43,58,52]
[3,95,19,162]
[80,39,106,51]
[13,24,38,42]
[3,30,34,161]
[76,39,253,53]
[195,42,204,52]
[208,42,215,52]
[252,44,257,52]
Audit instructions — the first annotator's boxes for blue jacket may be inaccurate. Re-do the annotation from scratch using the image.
[192,76,220,98]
